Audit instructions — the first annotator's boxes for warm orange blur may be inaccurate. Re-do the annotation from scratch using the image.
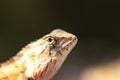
[80,60,120,80]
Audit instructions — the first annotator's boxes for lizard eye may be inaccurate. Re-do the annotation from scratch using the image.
[47,37,54,43]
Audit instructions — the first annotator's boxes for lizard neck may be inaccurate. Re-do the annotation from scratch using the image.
[0,53,27,80]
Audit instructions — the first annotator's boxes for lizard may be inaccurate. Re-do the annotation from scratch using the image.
[0,29,78,80]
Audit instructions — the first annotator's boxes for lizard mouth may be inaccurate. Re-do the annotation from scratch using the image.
[51,36,78,56]
[60,36,77,55]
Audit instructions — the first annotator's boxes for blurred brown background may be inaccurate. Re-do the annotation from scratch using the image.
[0,0,120,80]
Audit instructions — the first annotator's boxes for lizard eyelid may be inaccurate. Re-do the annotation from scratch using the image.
[46,37,54,43]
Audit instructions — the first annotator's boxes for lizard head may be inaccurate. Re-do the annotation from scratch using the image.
[44,29,78,57]
[26,29,78,80]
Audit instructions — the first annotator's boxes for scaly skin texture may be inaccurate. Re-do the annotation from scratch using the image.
[0,29,78,80]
